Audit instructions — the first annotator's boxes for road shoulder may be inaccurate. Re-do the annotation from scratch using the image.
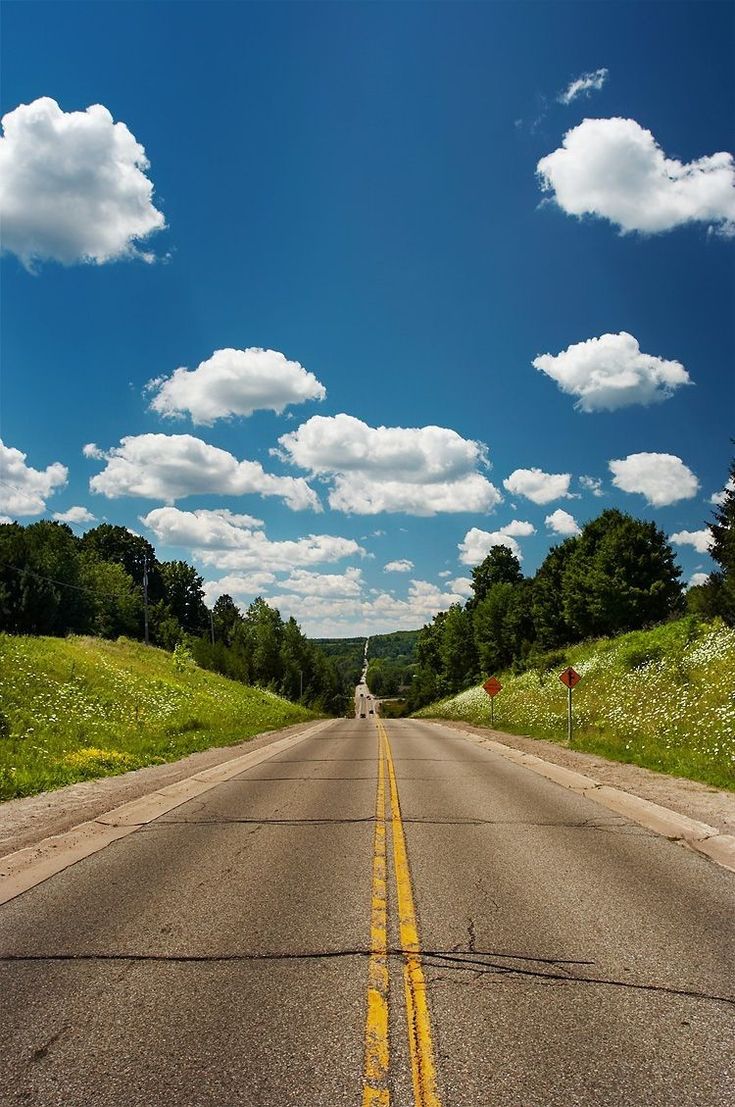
[421,719,735,872]
[0,719,329,856]
[426,719,735,835]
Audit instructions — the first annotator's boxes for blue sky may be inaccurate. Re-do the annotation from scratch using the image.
[2,1,733,635]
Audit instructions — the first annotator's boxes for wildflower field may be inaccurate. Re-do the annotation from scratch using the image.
[416,617,735,791]
[0,635,317,801]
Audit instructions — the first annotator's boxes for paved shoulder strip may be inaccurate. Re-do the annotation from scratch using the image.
[0,720,335,906]
[434,723,735,874]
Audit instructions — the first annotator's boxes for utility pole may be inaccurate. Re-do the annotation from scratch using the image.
[142,556,150,646]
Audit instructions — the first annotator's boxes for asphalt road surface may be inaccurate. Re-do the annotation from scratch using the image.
[1,716,733,1107]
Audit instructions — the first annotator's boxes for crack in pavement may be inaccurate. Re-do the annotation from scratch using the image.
[1,949,731,1007]
[139,816,376,828]
[399,817,637,830]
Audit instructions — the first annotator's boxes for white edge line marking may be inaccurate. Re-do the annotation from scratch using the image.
[0,720,335,905]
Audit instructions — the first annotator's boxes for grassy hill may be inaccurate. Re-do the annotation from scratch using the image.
[415,617,735,790]
[0,635,317,801]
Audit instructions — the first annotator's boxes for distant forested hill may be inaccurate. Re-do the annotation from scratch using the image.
[312,630,419,698]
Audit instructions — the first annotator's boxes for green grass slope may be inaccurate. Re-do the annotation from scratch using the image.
[0,635,317,801]
[415,617,735,790]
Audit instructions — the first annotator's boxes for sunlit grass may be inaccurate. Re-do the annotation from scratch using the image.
[416,617,735,790]
[0,635,317,801]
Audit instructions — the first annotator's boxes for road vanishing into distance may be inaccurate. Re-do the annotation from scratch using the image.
[1,703,733,1106]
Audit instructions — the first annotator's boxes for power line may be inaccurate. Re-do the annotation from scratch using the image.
[3,562,141,602]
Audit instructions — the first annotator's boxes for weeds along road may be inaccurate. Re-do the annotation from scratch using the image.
[0,716,733,1107]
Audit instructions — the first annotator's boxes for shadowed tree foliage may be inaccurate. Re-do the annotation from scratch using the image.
[80,524,164,601]
[562,510,682,639]
[531,538,578,651]
[707,454,735,625]
[160,560,209,636]
[0,521,89,635]
[212,594,244,646]
[469,546,523,607]
[79,554,142,639]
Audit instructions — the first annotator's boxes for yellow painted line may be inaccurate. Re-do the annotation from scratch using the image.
[362,728,390,1107]
[380,720,443,1107]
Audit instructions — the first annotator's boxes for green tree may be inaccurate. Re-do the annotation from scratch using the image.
[469,546,523,607]
[212,594,244,645]
[707,456,735,625]
[80,525,164,601]
[563,510,682,639]
[244,597,283,687]
[473,582,516,673]
[160,560,208,635]
[440,604,477,691]
[0,521,89,635]
[532,538,578,650]
[279,616,309,701]
[79,554,142,639]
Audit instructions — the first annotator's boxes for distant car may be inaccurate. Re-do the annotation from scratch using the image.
[360,711,366,718]
[369,708,374,715]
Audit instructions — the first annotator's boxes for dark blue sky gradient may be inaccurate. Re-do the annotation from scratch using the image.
[2,1,733,629]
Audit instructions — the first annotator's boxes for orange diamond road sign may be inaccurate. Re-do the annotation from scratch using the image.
[559,667,581,689]
[483,677,502,697]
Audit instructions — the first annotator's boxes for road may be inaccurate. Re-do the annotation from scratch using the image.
[1,714,733,1106]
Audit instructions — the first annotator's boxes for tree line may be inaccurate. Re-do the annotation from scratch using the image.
[406,467,735,712]
[0,521,350,714]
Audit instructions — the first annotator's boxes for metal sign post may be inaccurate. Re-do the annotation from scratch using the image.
[483,677,502,727]
[559,667,581,742]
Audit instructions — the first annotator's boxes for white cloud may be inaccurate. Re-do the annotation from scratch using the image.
[53,505,96,525]
[384,559,414,572]
[328,472,501,516]
[142,506,364,573]
[670,528,713,555]
[545,508,581,536]
[580,475,604,497]
[558,68,608,105]
[275,413,501,516]
[202,572,469,637]
[0,97,165,267]
[0,440,67,516]
[203,573,277,606]
[147,348,326,425]
[88,433,320,511]
[438,570,452,578]
[609,452,699,506]
[533,332,690,412]
[710,477,735,506]
[687,572,710,589]
[503,468,572,504]
[447,576,473,598]
[280,567,364,597]
[458,521,535,566]
[276,414,487,478]
[537,117,735,236]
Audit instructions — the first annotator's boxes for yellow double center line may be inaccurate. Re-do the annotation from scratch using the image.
[362,720,442,1107]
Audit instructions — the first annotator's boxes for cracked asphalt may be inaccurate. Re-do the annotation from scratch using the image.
[0,717,733,1106]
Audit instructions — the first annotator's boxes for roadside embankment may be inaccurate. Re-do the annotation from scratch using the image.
[416,617,735,791]
[0,634,317,801]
